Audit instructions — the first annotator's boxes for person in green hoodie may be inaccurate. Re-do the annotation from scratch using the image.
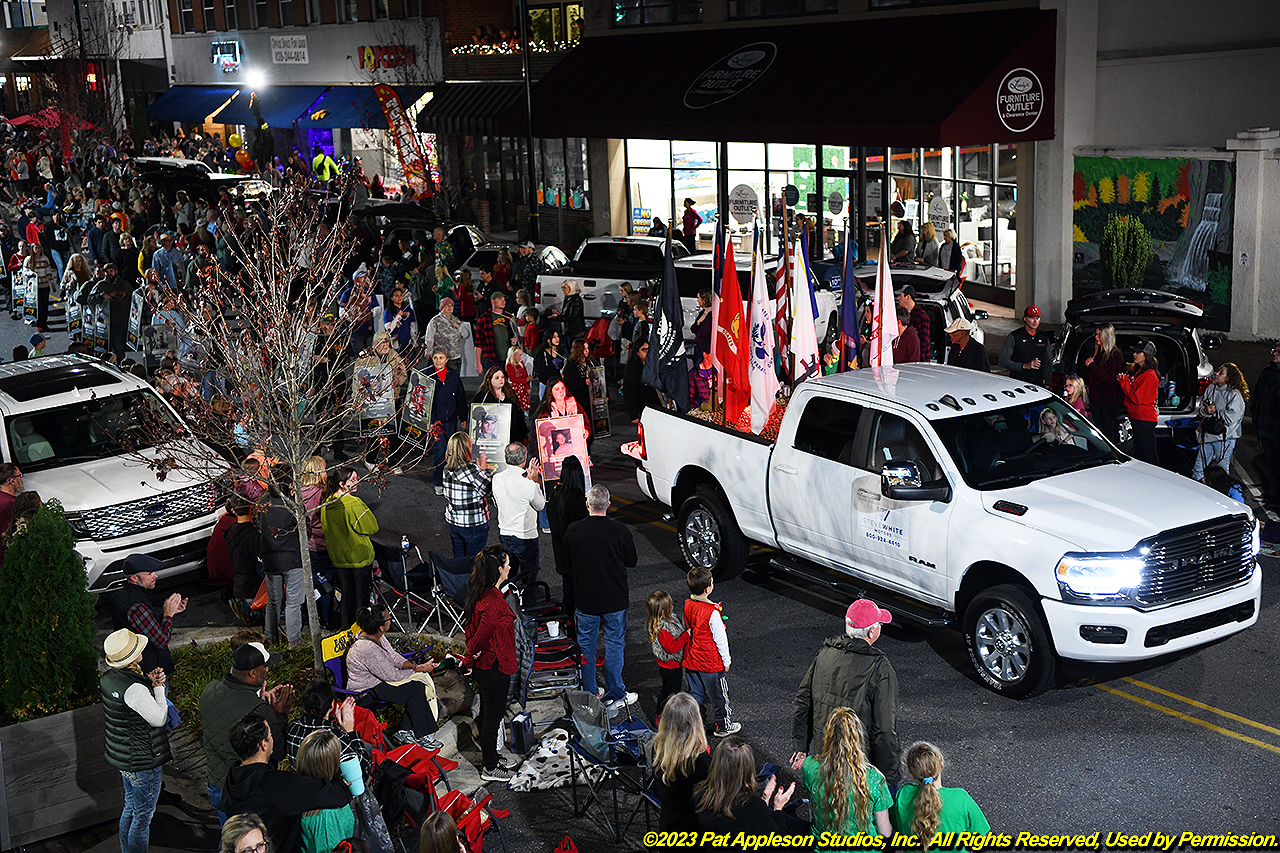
[319,465,378,629]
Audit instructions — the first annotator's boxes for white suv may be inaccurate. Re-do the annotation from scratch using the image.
[0,355,223,592]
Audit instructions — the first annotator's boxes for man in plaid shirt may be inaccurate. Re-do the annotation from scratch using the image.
[443,437,494,558]
[474,292,514,373]
[896,285,932,362]
[109,554,188,677]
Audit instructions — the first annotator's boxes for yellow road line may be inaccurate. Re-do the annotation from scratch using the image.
[1121,677,1280,737]
[1095,683,1280,756]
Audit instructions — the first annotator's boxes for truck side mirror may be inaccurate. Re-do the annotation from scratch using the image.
[882,461,952,503]
[974,309,990,321]
[1201,334,1222,351]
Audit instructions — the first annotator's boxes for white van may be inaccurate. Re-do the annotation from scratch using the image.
[0,355,223,592]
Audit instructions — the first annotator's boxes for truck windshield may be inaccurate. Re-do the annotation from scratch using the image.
[6,390,183,474]
[931,396,1123,490]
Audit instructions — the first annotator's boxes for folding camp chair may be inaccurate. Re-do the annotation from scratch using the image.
[402,550,471,637]
[507,584,583,708]
[374,539,437,633]
[320,625,433,710]
[564,690,650,842]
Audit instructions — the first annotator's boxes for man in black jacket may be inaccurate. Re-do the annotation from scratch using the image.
[258,464,305,647]
[944,317,989,372]
[997,305,1052,384]
[790,599,901,787]
[222,713,351,853]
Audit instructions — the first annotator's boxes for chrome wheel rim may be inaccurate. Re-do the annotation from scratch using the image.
[683,507,721,569]
[974,605,1031,684]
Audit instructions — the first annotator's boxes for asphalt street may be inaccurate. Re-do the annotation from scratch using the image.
[11,300,1269,849]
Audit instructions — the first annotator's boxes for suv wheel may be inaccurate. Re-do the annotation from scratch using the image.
[677,488,747,581]
[963,584,1057,699]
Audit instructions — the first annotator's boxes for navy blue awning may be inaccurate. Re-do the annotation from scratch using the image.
[210,86,328,128]
[146,86,239,123]
[297,85,428,130]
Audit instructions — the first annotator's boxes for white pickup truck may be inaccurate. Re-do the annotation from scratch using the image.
[634,364,1260,698]
[537,236,690,320]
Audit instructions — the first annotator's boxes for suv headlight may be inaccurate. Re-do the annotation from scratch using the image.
[64,511,93,539]
[1055,553,1143,599]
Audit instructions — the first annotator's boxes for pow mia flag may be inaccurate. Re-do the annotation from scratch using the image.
[642,233,689,413]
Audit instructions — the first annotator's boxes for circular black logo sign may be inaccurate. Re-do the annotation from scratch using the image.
[683,42,778,110]
[996,67,1044,133]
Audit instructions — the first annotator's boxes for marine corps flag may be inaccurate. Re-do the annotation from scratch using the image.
[712,238,749,422]
[643,236,690,412]
[868,225,896,369]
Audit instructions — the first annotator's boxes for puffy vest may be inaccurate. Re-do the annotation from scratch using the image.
[651,616,686,664]
[101,667,171,772]
[683,598,727,673]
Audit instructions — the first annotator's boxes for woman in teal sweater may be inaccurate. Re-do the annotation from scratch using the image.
[892,742,990,851]
[319,466,379,629]
[295,731,356,853]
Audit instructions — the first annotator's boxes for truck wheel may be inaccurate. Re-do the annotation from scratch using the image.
[677,489,748,581]
[963,584,1057,699]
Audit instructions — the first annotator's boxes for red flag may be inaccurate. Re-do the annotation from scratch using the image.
[712,243,749,421]
[374,84,433,197]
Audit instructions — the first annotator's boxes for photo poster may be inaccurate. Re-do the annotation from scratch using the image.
[401,369,437,449]
[535,415,589,484]
[22,271,36,323]
[351,359,397,437]
[67,298,81,337]
[9,268,22,311]
[94,304,111,355]
[470,402,511,471]
[128,289,145,348]
[588,364,611,437]
[140,322,176,362]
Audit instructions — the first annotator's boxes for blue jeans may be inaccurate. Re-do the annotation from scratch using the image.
[576,609,627,701]
[120,766,163,853]
[207,782,226,826]
[1193,437,1237,481]
[500,534,539,584]
[432,421,454,487]
[450,521,489,558]
[265,566,305,646]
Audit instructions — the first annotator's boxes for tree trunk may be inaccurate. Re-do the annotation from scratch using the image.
[291,501,324,672]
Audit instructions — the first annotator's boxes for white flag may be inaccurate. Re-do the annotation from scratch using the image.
[748,223,780,433]
[789,236,822,384]
[869,231,896,369]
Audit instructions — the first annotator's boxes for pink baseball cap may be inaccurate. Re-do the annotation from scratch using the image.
[846,599,892,629]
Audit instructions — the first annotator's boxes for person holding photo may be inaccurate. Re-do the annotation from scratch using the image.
[473,366,528,444]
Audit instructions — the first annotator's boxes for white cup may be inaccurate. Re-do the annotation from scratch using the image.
[547,621,561,638]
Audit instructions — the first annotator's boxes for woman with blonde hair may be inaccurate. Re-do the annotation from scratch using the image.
[219,813,270,853]
[801,707,893,844]
[653,692,709,831]
[301,455,334,628]
[1084,322,1124,442]
[295,730,355,853]
[1193,362,1249,482]
[893,742,990,850]
[916,221,940,267]
[442,431,493,558]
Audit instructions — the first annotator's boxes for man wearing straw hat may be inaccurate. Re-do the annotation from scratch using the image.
[101,628,171,853]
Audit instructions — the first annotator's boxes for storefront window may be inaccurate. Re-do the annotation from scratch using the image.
[922,179,955,241]
[629,168,671,235]
[957,144,991,182]
[725,170,765,251]
[14,74,31,112]
[995,184,1017,288]
[822,175,851,255]
[613,0,701,26]
[997,144,1018,184]
[823,145,849,171]
[729,142,765,170]
[728,0,835,17]
[768,143,815,171]
[627,138,670,168]
[921,147,950,178]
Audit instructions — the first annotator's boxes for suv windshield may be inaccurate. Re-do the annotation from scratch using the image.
[7,390,182,473]
[932,396,1123,490]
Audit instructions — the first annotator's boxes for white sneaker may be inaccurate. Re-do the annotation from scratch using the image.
[435,486,444,495]
[605,692,638,712]
[480,765,515,782]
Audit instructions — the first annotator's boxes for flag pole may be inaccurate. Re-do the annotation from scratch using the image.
[782,207,793,389]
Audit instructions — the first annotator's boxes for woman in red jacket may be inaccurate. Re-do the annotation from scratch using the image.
[462,545,518,783]
[1118,341,1160,465]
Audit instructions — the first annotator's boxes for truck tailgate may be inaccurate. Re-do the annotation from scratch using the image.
[637,407,777,547]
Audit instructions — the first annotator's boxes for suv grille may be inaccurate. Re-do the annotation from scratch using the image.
[1134,516,1253,606]
[77,482,220,541]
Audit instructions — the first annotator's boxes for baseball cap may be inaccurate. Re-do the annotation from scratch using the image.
[944,317,972,334]
[231,641,279,671]
[1137,340,1157,356]
[519,240,535,249]
[321,312,337,323]
[1024,305,1041,318]
[899,285,917,299]
[28,333,44,346]
[372,331,390,345]
[846,599,892,629]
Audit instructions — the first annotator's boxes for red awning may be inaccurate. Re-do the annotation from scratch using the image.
[520,8,1056,146]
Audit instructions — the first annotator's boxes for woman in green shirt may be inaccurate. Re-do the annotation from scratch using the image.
[319,466,379,629]
[892,741,990,851]
[801,707,894,852]
[295,731,356,853]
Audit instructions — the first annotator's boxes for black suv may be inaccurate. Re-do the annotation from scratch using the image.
[130,157,271,204]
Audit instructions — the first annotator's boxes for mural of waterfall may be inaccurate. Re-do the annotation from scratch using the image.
[1072,156,1235,330]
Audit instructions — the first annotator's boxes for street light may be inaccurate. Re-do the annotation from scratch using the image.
[245,70,266,90]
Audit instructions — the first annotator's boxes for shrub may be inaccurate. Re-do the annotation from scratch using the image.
[1099,214,1155,290]
[0,502,99,722]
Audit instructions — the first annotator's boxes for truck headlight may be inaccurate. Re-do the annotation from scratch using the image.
[1055,553,1143,598]
[1252,519,1261,559]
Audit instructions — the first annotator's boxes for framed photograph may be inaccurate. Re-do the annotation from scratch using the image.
[22,270,37,324]
[588,364,611,437]
[401,369,437,448]
[127,289,145,349]
[351,359,397,436]
[535,414,589,483]
[95,304,111,356]
[470,403,511,471]
[141,323,177,358]
[8,268,22,311]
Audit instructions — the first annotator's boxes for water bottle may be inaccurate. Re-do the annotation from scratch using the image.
[1167,379,1179,409]
[401,535,410,553]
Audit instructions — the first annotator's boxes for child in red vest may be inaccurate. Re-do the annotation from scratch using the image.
[647,590,688,725]
[682,567,741,737]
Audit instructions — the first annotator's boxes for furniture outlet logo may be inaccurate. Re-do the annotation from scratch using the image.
[996,67,1043,132]
[684,42,777,110]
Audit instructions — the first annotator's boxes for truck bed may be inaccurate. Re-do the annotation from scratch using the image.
[636,406,778,548]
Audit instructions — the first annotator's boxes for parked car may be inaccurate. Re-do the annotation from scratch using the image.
[131,156,272,204]
[849,263,987,362]
[456,242,569,285]
[632,364,1260,698]
[0,355,224,592]
[536,236,692,319]
[1050,289,1222,448]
